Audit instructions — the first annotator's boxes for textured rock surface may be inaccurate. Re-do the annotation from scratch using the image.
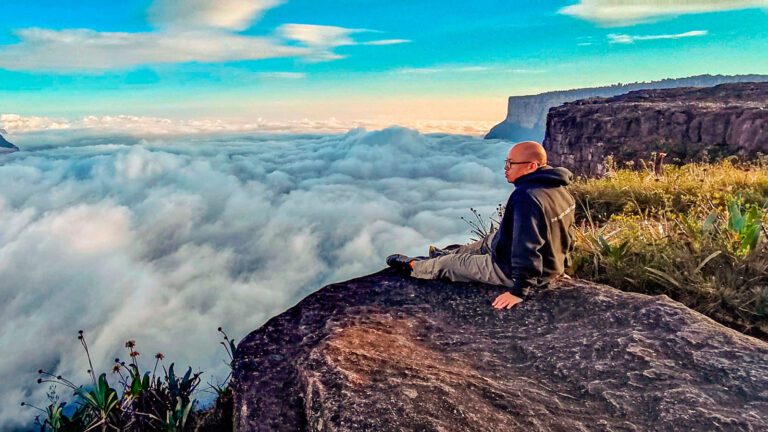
[0,133,18,153]
[544,82,768,177]
[485,74,768,142]
[233,268,768,431]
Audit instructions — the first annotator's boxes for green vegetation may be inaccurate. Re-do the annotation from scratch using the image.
[22,329,236,431]
[568,158,768,338]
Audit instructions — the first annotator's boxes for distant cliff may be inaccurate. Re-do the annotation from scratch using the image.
[485,74,768,141]
[232,269,768,431]
[0,132,18,153]
[544,82,768,177]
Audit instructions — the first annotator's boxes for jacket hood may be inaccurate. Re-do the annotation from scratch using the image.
[513,166,573,187]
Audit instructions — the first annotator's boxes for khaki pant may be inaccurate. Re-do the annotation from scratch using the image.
[410,233,516,288]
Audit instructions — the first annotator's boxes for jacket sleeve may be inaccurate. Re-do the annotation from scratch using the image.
[509,192,546,296]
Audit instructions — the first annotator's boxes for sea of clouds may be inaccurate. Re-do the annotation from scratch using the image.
[0,126,514,428]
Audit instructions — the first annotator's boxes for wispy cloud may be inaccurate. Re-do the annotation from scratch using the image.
[277,24,359,48]
[0,2,406,71]
[608,30,708,44]
[275,24,409,60]
[257,71,307,79]
[395,66,544,75]
[560,0,768,26]
[148,0,286,30]
[360,39,411,46]
[0,28,308,70]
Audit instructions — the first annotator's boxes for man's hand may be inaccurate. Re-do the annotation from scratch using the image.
[492,291,523,309]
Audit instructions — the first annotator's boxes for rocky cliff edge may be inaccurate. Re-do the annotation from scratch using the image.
[232,269,768,431]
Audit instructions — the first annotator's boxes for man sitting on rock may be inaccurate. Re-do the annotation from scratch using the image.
[386,141,576,309]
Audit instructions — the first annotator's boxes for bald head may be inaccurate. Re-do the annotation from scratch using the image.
[508,141,547,165]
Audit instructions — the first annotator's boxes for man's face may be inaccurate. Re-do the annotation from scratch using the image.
[504,149,539,183]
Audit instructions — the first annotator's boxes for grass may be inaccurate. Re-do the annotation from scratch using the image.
[567,158,768,339]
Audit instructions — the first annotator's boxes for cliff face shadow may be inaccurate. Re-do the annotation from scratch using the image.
[232,269,768,431]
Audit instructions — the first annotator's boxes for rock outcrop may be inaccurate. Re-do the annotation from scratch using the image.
[485,74,768,142]
[232,269,768,431]
[544,82,768,177]
[0,133,18,153]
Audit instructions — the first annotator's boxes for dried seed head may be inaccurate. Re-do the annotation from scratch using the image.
[125,340,136,349]
[155,353,164,360]
[129,351,140,358]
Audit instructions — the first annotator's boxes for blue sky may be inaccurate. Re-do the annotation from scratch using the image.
[0,1,767,125]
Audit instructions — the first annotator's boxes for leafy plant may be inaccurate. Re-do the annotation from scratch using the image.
[21,330,222,431]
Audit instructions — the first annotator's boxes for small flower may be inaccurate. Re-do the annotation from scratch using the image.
[155,353,164,360]
[125,340,136,349]
[112,364,121,374]
[129,351,140,358]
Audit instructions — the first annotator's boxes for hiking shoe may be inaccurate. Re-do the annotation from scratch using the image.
[386,254,426,273]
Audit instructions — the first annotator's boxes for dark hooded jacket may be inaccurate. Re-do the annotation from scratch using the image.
[490,166,576,296]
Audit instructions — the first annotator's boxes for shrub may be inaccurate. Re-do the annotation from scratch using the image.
[568,159,768,338]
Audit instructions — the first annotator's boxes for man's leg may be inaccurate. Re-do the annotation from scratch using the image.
[448,232,495,256]
[411,252,514,287]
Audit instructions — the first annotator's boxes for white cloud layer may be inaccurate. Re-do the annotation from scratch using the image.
[0,126,514,429]
[608,29,708,43]
[560,0,768,25]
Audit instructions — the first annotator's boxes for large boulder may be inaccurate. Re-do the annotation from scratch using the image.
[232,269,768,431]
[543,82,768,177]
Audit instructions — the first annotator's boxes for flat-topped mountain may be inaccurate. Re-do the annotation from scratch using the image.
[0,133,18,153]
[231,269,768,431]
[485,74,768,142]
[0,135,19,153]
[543,81,768,177]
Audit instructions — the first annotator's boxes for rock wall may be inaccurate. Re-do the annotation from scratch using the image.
[485,74,768,142]
[544,82,768,177]
[232,269,768,431]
